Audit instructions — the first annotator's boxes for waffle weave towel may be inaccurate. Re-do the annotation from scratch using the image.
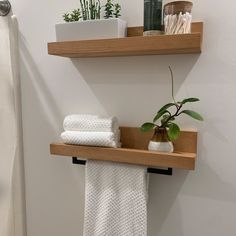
[63,115,118,132]
[83,160,148,236]
[61,131,120,148]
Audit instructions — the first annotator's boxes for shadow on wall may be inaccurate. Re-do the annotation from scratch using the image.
[147,130,236,236]
[182,128,236,203]
[71,54,200,84]
[19,35,86,236]
[148,170,188,236]
[71,54,200,126]
[19,34,62,134]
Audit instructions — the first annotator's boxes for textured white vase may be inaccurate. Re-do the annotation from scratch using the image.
[148,128,174,153]
[55,18,127,42]
[148,141,174,152]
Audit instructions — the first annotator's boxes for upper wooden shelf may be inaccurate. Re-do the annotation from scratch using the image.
[50,127,197,170]
[48,22,203,58]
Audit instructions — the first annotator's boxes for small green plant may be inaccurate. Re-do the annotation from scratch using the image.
[141,66,203,141]
[104,0,121,19]
[104,0,114,18]
[63,0,121,22]
[114,3,121,18]
[63,9,82,22]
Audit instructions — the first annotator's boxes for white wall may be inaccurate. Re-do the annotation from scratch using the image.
[10,0,236,235]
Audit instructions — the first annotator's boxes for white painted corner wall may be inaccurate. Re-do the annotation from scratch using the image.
[10,0,236,235]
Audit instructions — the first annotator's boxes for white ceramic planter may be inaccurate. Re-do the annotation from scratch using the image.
[147,127,174,153]
[148,141,174,153]
[55,18,127,42]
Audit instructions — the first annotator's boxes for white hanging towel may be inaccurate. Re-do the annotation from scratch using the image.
[0,15,26,236]
[83,160,148,236]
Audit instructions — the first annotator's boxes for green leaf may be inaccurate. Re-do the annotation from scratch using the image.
[140,123,155,132]
[167,123,180,141]
[179,98,200,105]
[153,110,170,123]
[157,103,176,113]
[153,103,177,123]
[181,110,204,121]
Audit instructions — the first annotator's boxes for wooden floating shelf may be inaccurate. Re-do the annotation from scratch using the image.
[48,22,203,58]
[50,127,197,170]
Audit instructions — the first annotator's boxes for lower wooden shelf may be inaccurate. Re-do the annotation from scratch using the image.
[50,127,197,170]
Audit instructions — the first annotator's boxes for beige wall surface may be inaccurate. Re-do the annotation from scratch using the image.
[11,0,236,235]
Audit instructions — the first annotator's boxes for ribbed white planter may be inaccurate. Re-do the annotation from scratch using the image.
[147,127,174,153]
[55,18,127,42]
[148,141,174,153]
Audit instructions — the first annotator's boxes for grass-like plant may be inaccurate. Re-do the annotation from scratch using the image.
[80,0,101,20]
[63,0,121,22]
[63,0,101,22]
[141,66,203,141]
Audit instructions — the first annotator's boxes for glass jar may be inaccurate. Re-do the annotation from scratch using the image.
[164,1,193,35]
[143,0,163,36]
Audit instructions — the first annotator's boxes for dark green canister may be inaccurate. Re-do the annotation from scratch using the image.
[144,0,163,35]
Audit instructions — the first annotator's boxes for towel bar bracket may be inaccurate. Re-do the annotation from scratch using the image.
[72,157,173,176]
[147,167,172,175]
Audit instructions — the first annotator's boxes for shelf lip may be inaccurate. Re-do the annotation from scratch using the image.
[50,142,196,170]
[48,32,201,44]
[47,22,203,58]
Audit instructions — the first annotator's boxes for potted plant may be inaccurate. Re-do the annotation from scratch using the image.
[55,0,127,42]
[141,66,203,152]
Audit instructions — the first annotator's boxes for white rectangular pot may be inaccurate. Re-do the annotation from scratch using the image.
[55,18,127,41]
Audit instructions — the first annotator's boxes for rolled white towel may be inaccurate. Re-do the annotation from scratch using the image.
[63,115,119,132]
[61,130,121,148]
[64,114,98,125]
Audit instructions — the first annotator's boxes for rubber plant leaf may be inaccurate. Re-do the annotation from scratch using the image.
[167,123,180,141]
[178,98,200,105]
[181,110,204,121]
[157,103,176,113]
[140,122,155,132]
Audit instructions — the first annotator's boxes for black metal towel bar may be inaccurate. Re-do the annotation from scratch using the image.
[72,157,173,176]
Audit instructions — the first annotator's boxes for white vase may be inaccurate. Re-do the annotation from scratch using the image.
[55,18,127,42]
[148,128,174,153]
[148,140,174,152]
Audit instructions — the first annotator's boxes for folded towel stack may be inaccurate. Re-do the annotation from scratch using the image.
[61,115,120,148]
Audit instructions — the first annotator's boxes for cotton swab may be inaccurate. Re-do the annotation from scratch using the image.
[164,12,192,35]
